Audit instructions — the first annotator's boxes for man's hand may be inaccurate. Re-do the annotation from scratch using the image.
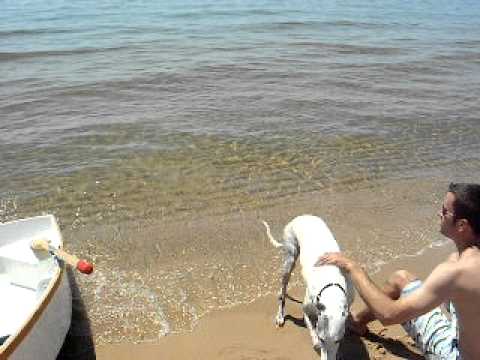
[315,252,359,273]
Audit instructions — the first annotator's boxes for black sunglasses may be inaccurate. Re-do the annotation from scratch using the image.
[441,205,455,217]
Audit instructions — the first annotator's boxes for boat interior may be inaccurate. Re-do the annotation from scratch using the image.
[0,216,60,346]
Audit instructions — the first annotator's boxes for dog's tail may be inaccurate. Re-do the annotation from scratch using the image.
[262,220,284,248]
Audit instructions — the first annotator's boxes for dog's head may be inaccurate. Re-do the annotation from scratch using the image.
[303,294,348,358]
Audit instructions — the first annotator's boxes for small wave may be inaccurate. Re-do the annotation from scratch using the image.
[333,44,405,56]
[0,46,128,62]
[374,239,451,274]
[432,51,480,64]
[321,20,388,30]
[453,39,480,48]
[286,40,405,57]
[0,28,75,38]
[238,20,319,33]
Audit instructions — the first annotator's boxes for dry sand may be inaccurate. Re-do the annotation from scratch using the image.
[95,241,454,360]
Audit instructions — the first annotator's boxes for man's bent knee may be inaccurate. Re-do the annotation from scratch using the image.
[388,270,418,291]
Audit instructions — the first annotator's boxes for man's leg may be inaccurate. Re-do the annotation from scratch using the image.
[349,269,418,335]
[350,270,458,359]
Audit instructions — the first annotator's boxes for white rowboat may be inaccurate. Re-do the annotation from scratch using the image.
[0,215,72,360]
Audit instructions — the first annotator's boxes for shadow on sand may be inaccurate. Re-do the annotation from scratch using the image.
[283,291,423,360]
[57,268,96,360]
[283,313,370,359]
[362,331,424,360]
[285,311,424,360]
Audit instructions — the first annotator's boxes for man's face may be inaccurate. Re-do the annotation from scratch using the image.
[439,192,457,238]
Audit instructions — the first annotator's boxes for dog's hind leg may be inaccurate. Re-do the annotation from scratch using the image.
[275,236,299,327]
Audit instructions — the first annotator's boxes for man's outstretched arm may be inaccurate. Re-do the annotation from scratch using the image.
[317,252,457,325]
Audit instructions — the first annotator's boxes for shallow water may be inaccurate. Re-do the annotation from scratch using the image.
[1,0,480,344]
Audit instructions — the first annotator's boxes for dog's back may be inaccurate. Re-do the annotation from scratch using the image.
[285,215,340,269]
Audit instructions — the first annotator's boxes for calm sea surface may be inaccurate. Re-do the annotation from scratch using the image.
[1,0,480,345]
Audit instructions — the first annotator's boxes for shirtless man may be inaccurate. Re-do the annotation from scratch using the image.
[317,183,480,360]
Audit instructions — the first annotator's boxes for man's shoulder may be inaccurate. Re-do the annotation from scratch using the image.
[459,248,480,271]
[428,258,462,282]
[444,249,480,269]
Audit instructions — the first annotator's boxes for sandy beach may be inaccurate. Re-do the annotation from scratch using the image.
[94,237,454,360]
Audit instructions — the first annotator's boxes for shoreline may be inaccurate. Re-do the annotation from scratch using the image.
[95,239,454,360]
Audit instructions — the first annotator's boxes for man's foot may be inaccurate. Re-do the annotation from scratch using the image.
[347,313,369,336]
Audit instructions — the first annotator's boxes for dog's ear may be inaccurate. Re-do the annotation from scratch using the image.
[316,302,326,312]
[303,303,321,319]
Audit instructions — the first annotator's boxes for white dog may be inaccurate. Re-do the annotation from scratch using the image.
[262,215,354,359]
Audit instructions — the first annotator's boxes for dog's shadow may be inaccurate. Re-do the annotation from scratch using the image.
[284,294,307,328]
[284,314,307,328]
[284,295,423,359]
[284,313,370,359]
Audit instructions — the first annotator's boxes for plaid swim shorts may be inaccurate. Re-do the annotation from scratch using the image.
[401,280,461,360]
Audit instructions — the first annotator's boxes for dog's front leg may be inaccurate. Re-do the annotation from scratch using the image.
[304,311,321,352]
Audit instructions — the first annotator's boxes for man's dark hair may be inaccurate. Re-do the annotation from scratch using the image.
[448,183,480,236]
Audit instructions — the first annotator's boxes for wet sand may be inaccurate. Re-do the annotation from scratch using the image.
[95,238,455,360]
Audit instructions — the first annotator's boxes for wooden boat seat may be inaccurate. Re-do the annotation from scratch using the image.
[0,237,54,289]
[0,238,44,265]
